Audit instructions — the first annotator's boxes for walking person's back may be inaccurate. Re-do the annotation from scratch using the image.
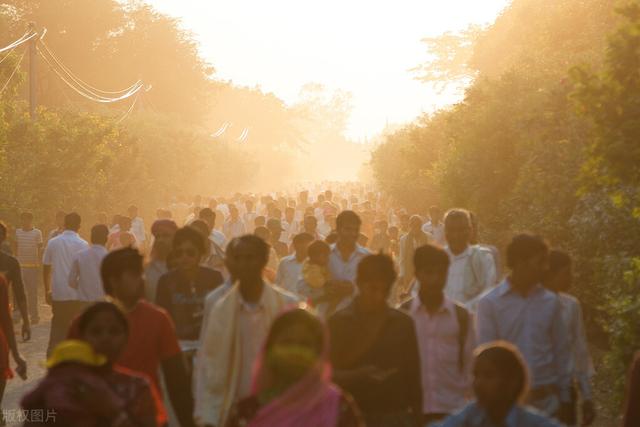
[42,212,89,356]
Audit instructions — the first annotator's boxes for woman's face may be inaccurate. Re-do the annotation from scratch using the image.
[82,311,127,363]
[174,240,201,271]
[473,356,516,409]
[267,323,321,384]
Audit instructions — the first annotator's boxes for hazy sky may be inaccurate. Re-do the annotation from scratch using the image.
[146,0,509,139]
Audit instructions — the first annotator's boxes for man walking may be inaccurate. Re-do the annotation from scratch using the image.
[14,212,43,324]
[68,224,109,303]
[476,233,572,423]
[42,212,88,356]
[0,222,30,340]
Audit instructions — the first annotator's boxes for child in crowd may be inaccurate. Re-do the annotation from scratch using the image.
[302,240,331,289]
[436,342,560,427]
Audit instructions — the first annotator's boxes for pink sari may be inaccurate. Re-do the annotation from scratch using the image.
[247,321,341,427]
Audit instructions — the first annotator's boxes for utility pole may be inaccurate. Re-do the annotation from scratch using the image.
[28,22,36,120]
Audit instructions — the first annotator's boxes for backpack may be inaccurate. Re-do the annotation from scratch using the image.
[399,297,470,372]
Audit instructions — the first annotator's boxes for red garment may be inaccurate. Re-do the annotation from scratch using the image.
[69,300,181,424]
[21,363,158,427]
[0,276,13,380]
[623,351,640,427]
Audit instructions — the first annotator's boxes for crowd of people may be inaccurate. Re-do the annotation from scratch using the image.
[0,184,637,426]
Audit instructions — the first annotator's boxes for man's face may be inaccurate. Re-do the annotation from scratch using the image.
[230,208,239,220]
[112,270,144,304]
[153,230,174,255]
[473,357,510,409]
[269,226,282,241]
[445,216,471,252]
[416,264,448,299]
[21,216,32,229]
[128,208,137,218]
[518,252,549,285]
[409,217,423,235]
[285,209,294,223]
[226,242,266,282]
[174,240,201,272]
[357,279,389,314]
[294,240,311,259]
[337,221,359,246]
[304,217,317,233]
[430,208,442,223]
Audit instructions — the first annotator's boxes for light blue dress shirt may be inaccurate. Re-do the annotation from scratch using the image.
[476,279,572,401]
[437,402,561,427]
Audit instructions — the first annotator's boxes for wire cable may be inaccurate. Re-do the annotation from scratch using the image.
[0,48,26,97]
[116,92,139,124]
[38,47,143,103]
[40,38,141,98]
[0,32,37,54]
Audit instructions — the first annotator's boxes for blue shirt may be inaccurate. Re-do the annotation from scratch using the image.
[437,402,561,427]
[328,243,370,283]
[476,279,572,401]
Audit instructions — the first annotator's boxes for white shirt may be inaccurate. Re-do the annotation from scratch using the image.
[15,228,43,267]
[43,231,89,301]
[445,245,496,308]
[223,219,245,240]
[422,221,445,246]
[275,254,304,293]
[409,297,474,414]
[68,244,108,302]
[130,217,146,244]
[210,230,227,249]
[237,300,269,399]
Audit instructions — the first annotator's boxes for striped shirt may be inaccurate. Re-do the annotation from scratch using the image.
[15,228,43,267]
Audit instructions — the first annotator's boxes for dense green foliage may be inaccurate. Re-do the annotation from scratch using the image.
[0,0,361,229]
[371,0,640,410]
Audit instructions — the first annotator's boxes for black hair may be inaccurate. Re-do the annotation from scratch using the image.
[91,224,109,245]
[357,253,397,288]
[548,250,572,276]
[506,234,548,269]
[100,247,144,296]
[444,208,471,226]
[173,226,206,255]
[77,301,129,337]
[308,240,330,258]
[474,341,530,404]
[64,212,82,231]
[292,232,314,246]
[325,231,338,245]
[199,208,215,221]
[190,219,211,237]
[414,243,450,271]
[336,210,361,230]
[227,234,270,264]
[265,307,324,355]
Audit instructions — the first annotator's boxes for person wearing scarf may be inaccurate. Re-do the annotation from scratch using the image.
[225,307,364,427]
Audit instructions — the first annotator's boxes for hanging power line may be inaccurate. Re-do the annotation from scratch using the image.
[0,48,26,97]
[116,92,140,124]
[0,31,37,55]
[37,47,143,103]
[39,37,142,98]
